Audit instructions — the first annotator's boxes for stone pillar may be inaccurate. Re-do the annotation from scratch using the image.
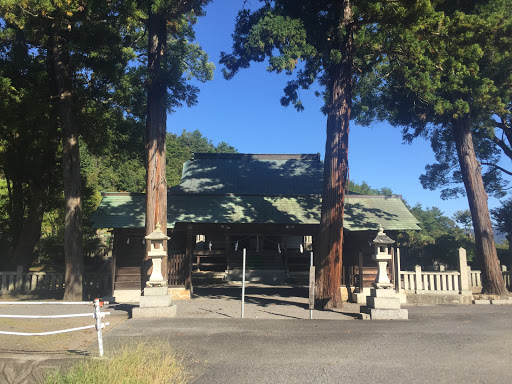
[395,248,402,294]
[414,265,424,294]
[458,247,471,295]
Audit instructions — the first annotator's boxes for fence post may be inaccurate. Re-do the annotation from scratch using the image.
[15,266,23,292]
[94,299,105,357]
[111,238,116,297]
[458,248,471,295]
[501,265,508,289]
[241,248,246,319]
[414,265,423,294]
[395,248,402,294]
[358,250,363,293]
[309,252,314,320]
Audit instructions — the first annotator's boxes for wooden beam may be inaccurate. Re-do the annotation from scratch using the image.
[185,230,193,291]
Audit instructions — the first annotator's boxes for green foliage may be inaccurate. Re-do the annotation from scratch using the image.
[0,0,215,269]
[491,199,512,238]
[354,0,512,199]
[491,199,512,266]
[453,210,473,233]
[167,130,238,187]
[398,204,475,268]
[348,180,393,196]
[221,1,437,112]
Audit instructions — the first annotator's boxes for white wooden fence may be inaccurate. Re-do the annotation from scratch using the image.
[0,267,111,297]
[503,269,511,289]
[468,267,511,290]
[399,248,511,294]
[401,269,462,292]
[0,299,110,357]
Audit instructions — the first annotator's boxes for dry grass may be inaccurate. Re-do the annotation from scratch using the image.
[45,342,188,384]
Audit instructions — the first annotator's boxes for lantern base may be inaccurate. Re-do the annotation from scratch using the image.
[146,280,168,288]
[372,282,394,290]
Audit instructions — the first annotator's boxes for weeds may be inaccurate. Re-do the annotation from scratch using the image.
[45,342,188,384]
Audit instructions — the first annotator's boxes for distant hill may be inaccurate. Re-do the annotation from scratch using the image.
[494,230,508,245]
[467,229,508,244]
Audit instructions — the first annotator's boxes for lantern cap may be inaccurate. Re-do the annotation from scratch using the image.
[145,222,170,241]
[372,226,395,245]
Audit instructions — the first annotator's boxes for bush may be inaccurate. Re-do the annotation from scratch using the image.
[45,342,188,384]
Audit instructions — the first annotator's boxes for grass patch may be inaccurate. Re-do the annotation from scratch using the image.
[45,342,188,384]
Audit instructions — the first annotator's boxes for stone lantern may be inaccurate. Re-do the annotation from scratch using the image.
[132,222,177,319]
[360,226,408,320]
[145,222,169,287]
[371,226,395,289]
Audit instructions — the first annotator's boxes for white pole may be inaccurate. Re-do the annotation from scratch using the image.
[94,299,104,357]
[310,252,314,320]
[241,248,246,318]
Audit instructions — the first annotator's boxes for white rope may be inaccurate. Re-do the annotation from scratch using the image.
[0,312,110,319]
[0,324,98,336]
[0,301,93,305]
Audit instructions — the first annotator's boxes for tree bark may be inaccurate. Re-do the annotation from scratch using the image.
[315,1,353,309]
[452,117,508,295]
[6,175,25,251]
[11,183,46,269]
[49,36,84,301]
[144,9,168,286]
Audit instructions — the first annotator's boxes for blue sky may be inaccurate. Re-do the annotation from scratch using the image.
[168,0,511,220]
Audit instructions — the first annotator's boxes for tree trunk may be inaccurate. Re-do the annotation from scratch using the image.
[11,140,55,270]
[6,176,25,250]
[144,9,168,286]
[452,117,508,295]
[11,183,46,270]
[315,1,353,309]
[50,37,84,301]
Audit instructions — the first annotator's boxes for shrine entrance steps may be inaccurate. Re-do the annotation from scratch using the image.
[224,269,288,284]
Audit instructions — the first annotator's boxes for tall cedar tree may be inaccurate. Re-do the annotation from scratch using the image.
[0,26,59,269]
[221,0,434,308]
[355,0,511,294]
[143,0,213,284]
[1,1,136,299]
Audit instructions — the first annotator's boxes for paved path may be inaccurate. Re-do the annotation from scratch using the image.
[176,283,361,319]
[106,304,512,384]
[2,288,512,383]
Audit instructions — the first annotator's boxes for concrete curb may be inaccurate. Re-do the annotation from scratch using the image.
[0,353,85,384]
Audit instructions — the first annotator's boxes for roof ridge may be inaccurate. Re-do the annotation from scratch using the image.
[191,153,321,161]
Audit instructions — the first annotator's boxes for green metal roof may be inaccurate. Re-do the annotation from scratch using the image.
[169,153,324,195]
[90,193,420,231]
[91,153,419,232]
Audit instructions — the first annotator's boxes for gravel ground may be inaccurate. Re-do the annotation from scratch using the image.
[176,283,361,320]
[0,282,360,354]
[106,305,512,384]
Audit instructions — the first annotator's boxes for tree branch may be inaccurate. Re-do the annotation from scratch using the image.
[481,162,512,177]
[490,136,512,162]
